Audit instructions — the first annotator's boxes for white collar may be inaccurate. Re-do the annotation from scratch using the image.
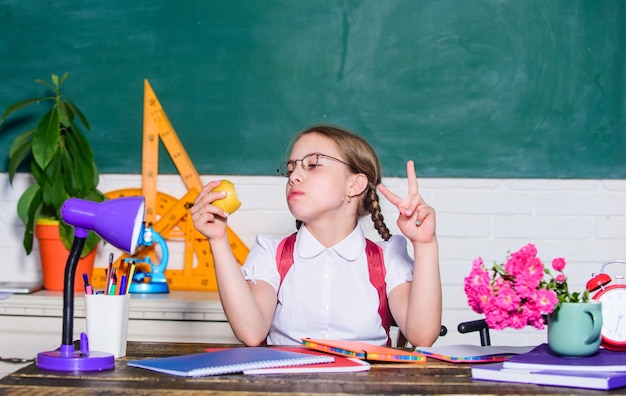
[295,225,367,262]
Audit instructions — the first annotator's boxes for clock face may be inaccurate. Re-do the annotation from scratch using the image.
[596,286,626,343]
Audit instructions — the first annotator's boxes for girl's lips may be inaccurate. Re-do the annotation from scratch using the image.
[288,190,303,201]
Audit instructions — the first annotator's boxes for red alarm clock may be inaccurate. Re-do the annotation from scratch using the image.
[586,259,626,351]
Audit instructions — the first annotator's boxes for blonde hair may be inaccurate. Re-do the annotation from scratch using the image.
[290,124,392,241]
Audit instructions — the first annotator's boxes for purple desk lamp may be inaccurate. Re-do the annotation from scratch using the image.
[36,196,145,372]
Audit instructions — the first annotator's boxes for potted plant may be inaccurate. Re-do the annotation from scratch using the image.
[0,73,105,290]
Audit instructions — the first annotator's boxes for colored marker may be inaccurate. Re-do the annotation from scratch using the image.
[126,261,136,294]
[82,273,93,295]
[119,276,127,296]
[105,253,114,293]
[108,268,117,295]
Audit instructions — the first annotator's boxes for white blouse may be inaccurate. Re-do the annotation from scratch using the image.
[241,225,414,346]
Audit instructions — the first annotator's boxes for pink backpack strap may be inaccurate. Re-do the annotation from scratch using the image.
[276,233,392,343]
[365,240,393,341]
[276,233,297,288]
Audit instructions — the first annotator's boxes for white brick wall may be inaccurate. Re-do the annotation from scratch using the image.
[1,173,625,347]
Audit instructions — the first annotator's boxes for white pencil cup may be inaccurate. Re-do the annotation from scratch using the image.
[85,293,131,358]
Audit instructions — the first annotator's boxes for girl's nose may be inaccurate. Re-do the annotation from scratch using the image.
[288,167,304,184]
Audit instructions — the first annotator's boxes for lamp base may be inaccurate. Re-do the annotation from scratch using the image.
[37,343,115,372]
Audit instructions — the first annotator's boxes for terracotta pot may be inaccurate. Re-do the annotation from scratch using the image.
[35,219,97,291]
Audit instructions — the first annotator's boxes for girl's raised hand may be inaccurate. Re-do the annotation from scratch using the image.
[190,180,231,241]
[377,160,436,244]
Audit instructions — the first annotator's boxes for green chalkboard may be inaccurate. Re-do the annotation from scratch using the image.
[1,0,624,178]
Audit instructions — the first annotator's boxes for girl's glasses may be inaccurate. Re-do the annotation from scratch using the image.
[276,153,354,177]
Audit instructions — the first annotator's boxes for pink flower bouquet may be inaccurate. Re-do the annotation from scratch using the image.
[464,243,588,330]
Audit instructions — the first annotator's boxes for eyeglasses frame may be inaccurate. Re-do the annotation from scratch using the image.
[276,152,356,177]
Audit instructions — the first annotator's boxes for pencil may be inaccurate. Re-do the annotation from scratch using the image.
[126,261,136,294]
[105,253,114,294]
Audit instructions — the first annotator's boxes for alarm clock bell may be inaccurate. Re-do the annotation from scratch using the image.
[586,259,626,352]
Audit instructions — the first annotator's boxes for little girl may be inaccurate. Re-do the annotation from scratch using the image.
[191,125,441,347]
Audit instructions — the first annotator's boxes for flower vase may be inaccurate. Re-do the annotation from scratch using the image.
[547,301,602,357]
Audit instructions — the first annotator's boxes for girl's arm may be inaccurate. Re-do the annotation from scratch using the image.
[191,181,276,345]
[388,240,441,347]
[378,161,442,347]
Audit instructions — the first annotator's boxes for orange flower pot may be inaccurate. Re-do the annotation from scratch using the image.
[35,219,96,291]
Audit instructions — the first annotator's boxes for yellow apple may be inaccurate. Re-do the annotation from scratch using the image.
[212,180,241,214]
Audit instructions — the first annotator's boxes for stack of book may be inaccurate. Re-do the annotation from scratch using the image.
[471,344,626,390]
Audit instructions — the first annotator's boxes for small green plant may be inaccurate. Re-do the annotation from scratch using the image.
[0,73,105,256]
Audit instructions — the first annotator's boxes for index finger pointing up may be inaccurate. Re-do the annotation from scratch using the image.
[407,160,418,195]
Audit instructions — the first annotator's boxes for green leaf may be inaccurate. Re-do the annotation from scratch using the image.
[58,72,69,86]
[16,185,43,255]
[43,150,62,184]
[41,153,68,209]
[7,130,35,182]
[64,127,98,194]
[91,159,101,188]
[32,108,60,169]
[35,76,55,92]
[83,230,101,258]
[60,144,79,195]
[0,97,50,124]
[65,98,90,131]
[16,184,42,225]
[66,124,94,161]
[57,101,73,127]
[62,139,86,195]
[58,221,73,252]
[84,188,106,203]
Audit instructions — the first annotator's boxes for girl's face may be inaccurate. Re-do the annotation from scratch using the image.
[284,133,357,225]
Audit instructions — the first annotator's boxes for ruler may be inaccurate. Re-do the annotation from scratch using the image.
[92,80,249,291]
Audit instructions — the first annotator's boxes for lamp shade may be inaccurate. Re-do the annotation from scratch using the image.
[60,196,145,254]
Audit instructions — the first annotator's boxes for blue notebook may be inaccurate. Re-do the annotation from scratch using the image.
[472,362,626,390]
[503,344,626,372]
[127,347,334,377]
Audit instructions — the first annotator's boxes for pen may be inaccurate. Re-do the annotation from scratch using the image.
[105,253,114,294]
[108,268,117,295]
[82,273,93,295]
[119,276,127,296]
[109,277,117,296]
[104,268,117,296]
